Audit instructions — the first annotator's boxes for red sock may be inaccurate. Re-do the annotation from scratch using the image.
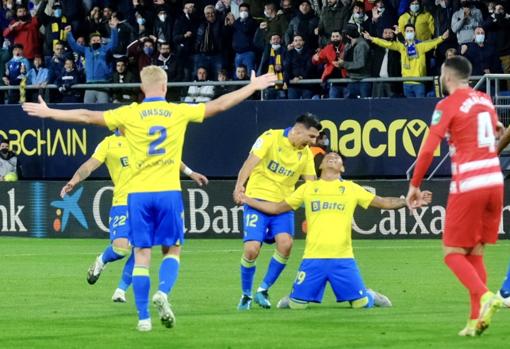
[469,292,480,319]
[466,254,487,285]
[444,254,488,296]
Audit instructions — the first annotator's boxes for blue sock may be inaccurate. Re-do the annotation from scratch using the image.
[500,261,510,297]
[158,255,180,294]
[118,252,134,291]
[240,256,256,297]
[101,245,129,264]
[259,251,288,291]
[132,266,150,320]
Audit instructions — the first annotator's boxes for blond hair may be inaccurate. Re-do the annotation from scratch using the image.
[140,65,167,89]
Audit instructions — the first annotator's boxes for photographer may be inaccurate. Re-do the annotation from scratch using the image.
[0,139,18,182]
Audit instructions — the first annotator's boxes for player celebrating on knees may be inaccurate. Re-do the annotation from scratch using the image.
[61,130,208,303]
[233,113,321,310]
[241,152,429,309]
[406,56,504,337]
[23,66,276,332]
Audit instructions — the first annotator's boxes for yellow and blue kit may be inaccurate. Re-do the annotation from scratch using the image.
[284,178,376,305]
[243,128,316,243]
[103,97,205,247]
[91,133,131,241]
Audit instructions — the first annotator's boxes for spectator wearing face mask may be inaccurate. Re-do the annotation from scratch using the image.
[484,2,510,89]
[345,1,370,34]
[127,36,158,75]
[3,4,42,59]
[65,19,118,103]
[2,43,30,104]
[227,3,257,73]
[0,139,18,182]
[253,2,289,49]
[36,1,68,57]
[258,32,287,99]
[152,7,173,44]
[312,30,347,98]
[363,24,448,97]
[461,26,501,76]
[370,27,401,97]
[398,0,434,41]
[451,0,483,45]
[368,0,397,38]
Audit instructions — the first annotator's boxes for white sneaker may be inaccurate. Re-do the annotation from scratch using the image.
[87,255,105,285]
[136,318,152,332]
[112,288,126,303]
[152,291,176,328]
[367,289,392,307]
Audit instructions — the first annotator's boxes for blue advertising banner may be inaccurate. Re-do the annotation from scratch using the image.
[0,99,449,179]
[1,180,509,239]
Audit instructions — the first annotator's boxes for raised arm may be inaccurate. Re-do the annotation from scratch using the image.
[60,157,103,198]
[242,195,293,215]
[22,96,106,126]
[66,28,86,55]
[204,71,276,118]
[233,153,262,204]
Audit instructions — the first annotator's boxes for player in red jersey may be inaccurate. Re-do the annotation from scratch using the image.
[406,56,504,337]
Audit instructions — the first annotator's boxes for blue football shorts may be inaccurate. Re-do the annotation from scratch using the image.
[109,205,130,241]
[290,258,372,305]
[128,191,184,248]
[243,203,295,244]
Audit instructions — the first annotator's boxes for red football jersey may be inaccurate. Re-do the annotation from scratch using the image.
[412,87,503,193]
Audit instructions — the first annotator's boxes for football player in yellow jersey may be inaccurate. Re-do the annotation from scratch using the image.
[232,113,321,310]
[60,131,208,303]
[241,152,432,309]
[23,65,277,331]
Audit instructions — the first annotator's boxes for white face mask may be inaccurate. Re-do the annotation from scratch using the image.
[158,14,167,22]
[475,34,485,43]
[405,31,415,41]
[271,44,281,50]
[264,10,272,18]
[239,11,249,19]
[410,4,420,12]
[323,139,330,146]
[136,17,145,25]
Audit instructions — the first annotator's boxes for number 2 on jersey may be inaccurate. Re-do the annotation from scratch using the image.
[148,126,167,155]
[477,112,495,152]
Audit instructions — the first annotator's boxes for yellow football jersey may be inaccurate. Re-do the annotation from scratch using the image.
[285,179,375,259]
[92,134,131,206]
[246,128,316,202]
[103,98,205,193]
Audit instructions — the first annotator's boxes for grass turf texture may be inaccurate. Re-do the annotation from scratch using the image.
[1,238,510,348]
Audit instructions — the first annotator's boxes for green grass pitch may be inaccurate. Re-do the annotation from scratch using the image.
[2,238,510,348]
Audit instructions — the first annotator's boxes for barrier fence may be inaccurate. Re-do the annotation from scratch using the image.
[1,180,510,240]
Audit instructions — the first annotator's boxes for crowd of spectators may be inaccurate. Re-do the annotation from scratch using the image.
[0,0,509,103]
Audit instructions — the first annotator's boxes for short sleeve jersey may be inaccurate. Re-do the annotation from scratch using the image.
[428,87,502,193]
[246,128,316,202]
[285,179,375,259]
[103,99,205,193]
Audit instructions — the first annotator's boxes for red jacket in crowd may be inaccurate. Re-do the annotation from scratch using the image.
[312,42,347,82]
[3,17,42,59]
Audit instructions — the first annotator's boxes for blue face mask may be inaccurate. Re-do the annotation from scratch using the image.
[54,9,62,18]
[143,47,153,56]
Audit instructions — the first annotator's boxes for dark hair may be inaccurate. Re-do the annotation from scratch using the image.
[404,23,415,31]
[239,3,250,10]
[444,55,472,80]
[237,64,247,70]
[0,138,9,145]
[13,43,24,50]
[295,113,322,131]
[292,33,304,41]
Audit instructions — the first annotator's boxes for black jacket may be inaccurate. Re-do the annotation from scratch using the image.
[370,44,401,77]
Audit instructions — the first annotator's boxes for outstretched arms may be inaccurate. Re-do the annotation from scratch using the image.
[22,96,106,126]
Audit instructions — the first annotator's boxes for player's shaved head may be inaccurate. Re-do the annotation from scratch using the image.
[140,65,168,96]
[443,56,472,82]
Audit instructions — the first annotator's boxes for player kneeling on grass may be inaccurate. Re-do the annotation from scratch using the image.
[62,131,208,303]
[241,152,432,309]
